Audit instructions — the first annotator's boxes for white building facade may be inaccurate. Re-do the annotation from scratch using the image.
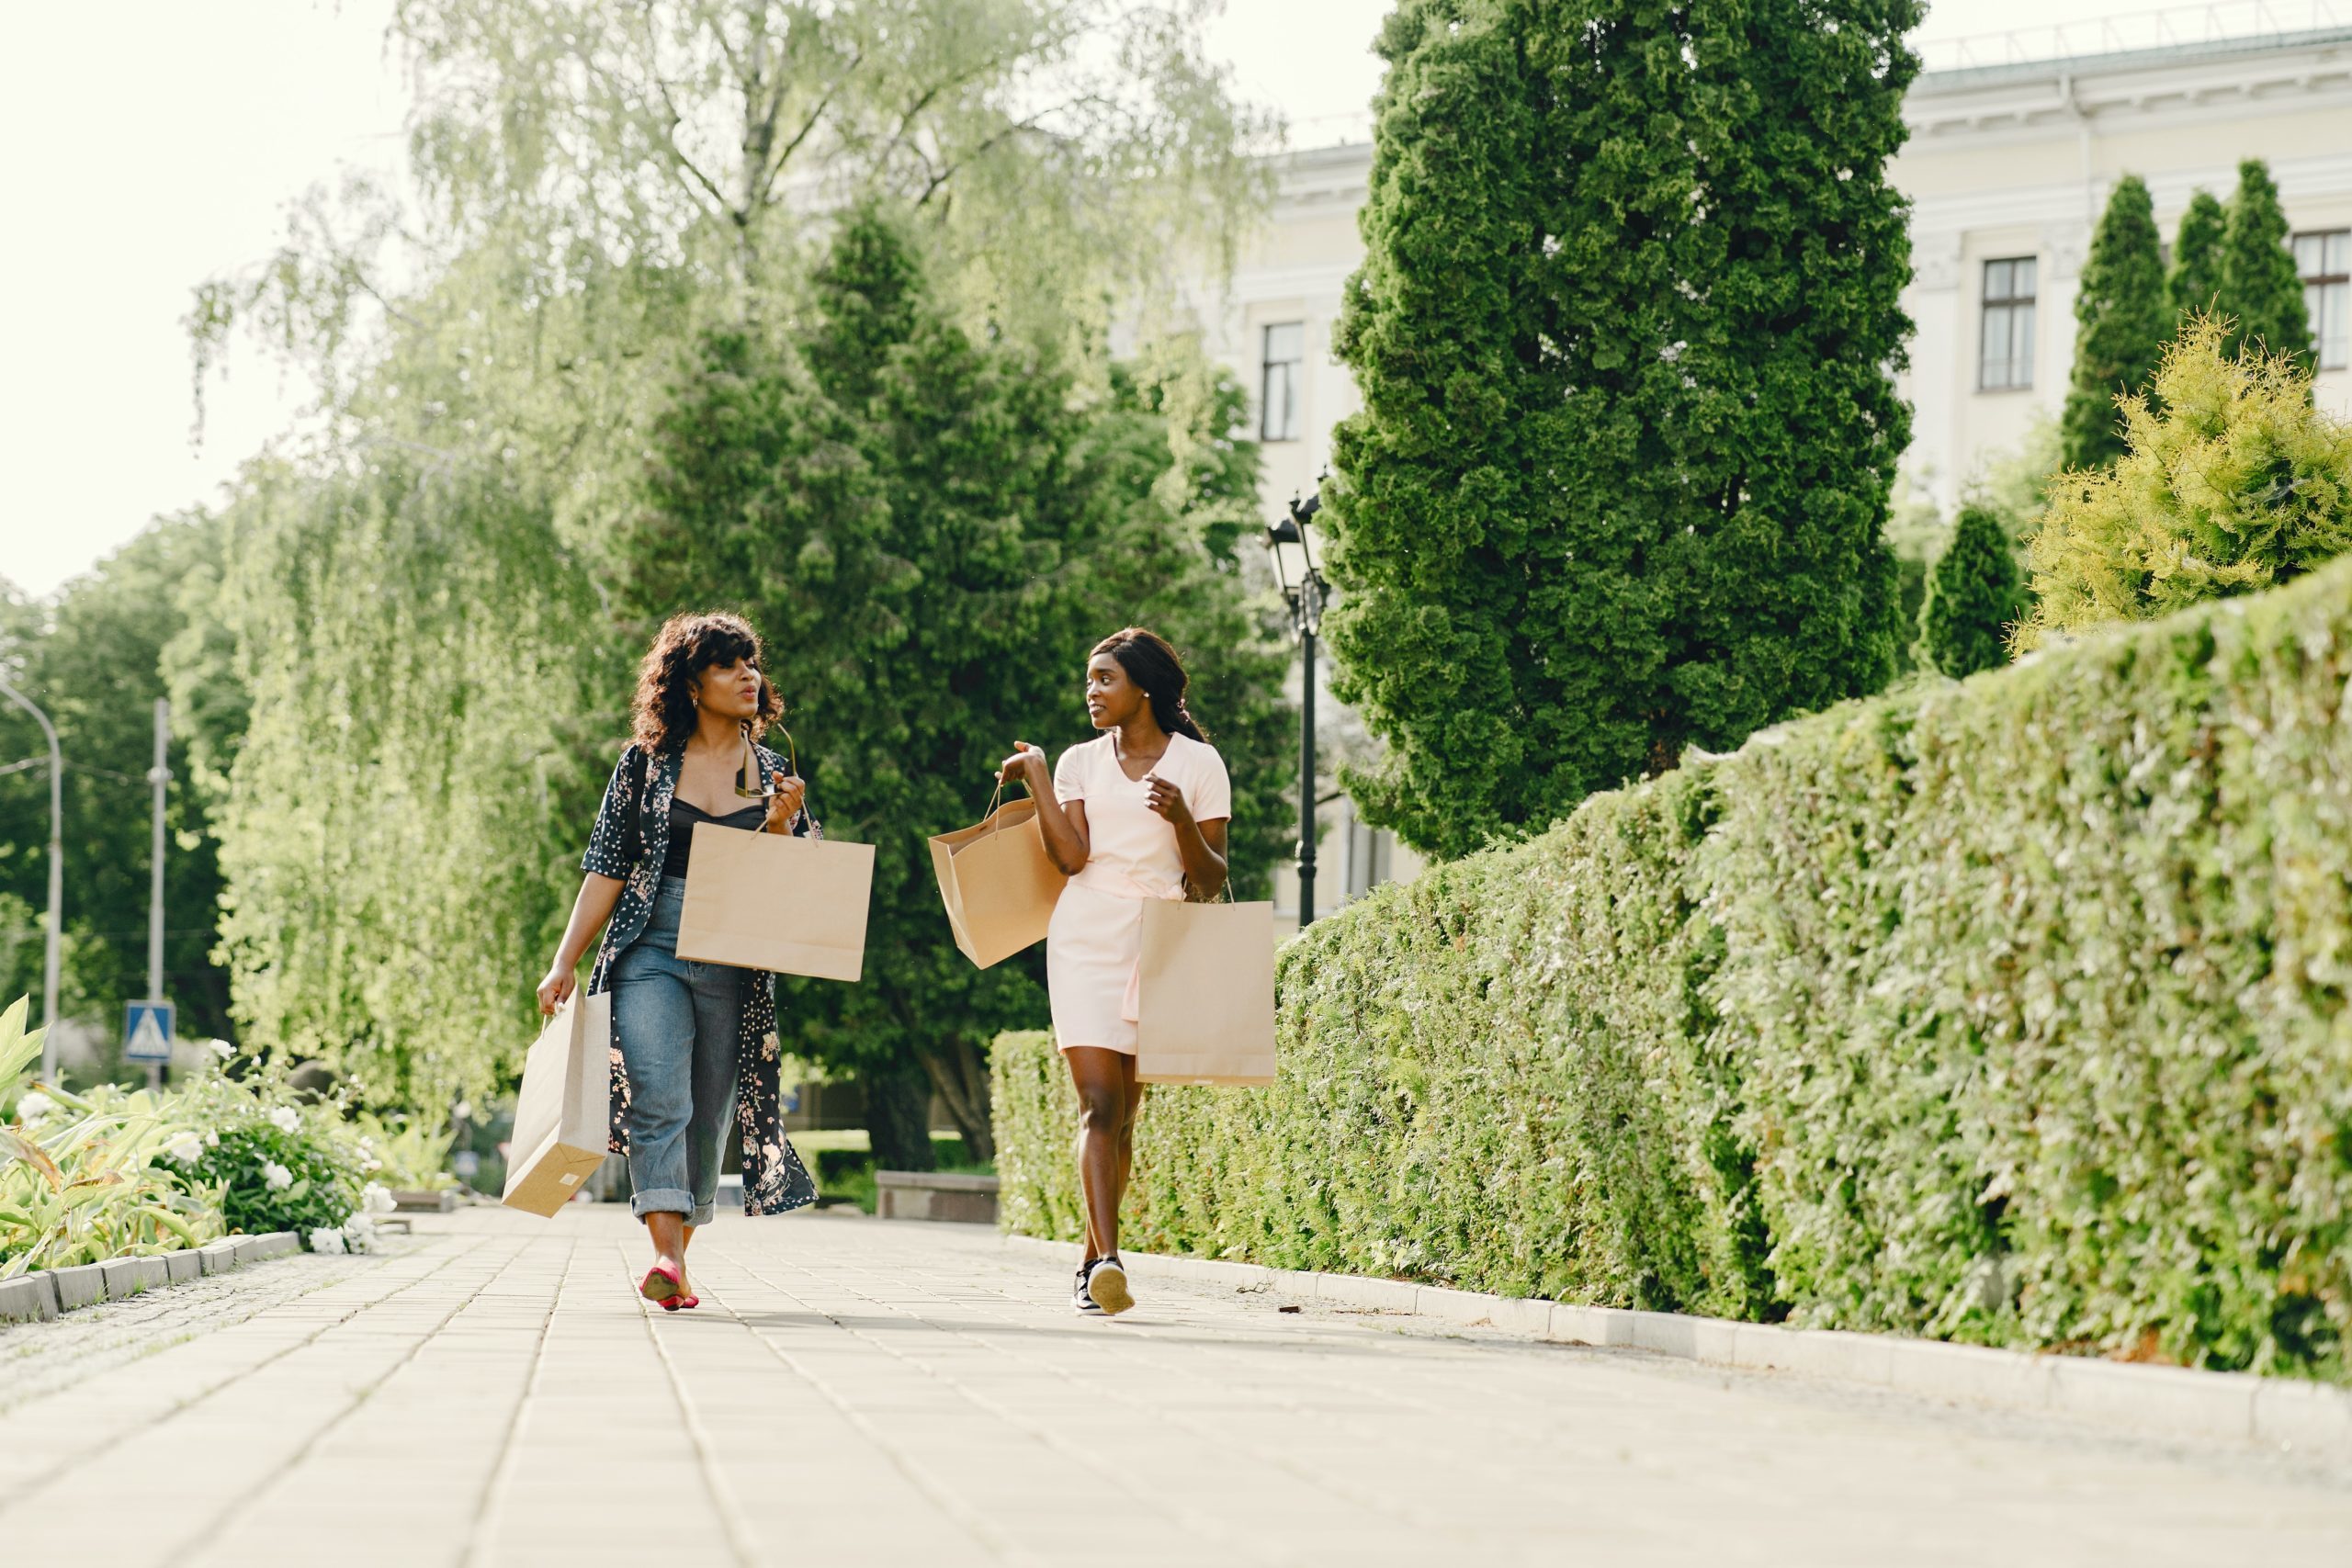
[1205,16,2352,921]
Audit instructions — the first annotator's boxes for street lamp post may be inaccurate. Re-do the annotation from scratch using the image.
[0,673,63,1078]
[1264,494,1329,928]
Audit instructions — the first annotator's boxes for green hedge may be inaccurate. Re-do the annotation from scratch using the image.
[994,556,2352,1381]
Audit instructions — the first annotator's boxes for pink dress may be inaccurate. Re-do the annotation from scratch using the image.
[1046,732,1233,1054]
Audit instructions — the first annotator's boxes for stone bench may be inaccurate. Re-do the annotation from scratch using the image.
[875,1170,1000,1224]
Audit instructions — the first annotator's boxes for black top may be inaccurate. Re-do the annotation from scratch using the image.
[662,797,766,879]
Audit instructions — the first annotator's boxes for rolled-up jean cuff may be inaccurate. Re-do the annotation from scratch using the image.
[632,1187,694,1221]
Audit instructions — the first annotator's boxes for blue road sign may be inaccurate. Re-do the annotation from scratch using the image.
[125,1001,175,1063]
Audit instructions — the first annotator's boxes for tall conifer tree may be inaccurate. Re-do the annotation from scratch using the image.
[2062,175,2167,470]
[1917,504,2022,679]
[2221,159,2312,367]
[1326,0,1920,857]
[2168,189,2226,327]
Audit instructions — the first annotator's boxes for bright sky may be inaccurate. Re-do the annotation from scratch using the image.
[0,0,2222,599]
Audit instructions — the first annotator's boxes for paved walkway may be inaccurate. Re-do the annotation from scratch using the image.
[2,1204,2347,1566]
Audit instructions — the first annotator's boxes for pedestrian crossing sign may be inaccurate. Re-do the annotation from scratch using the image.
[125,1001,175,1063]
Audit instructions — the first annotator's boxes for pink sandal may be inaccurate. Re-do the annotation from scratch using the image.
[639,1264,684,1310]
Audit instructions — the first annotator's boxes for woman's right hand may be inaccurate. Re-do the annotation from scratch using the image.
[996,741,1048,792]
[536,964,576,1018]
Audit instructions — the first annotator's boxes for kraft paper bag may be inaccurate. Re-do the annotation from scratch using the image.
[677,823,876,983]
[1135,897,1278,1086]
[501,988,614,1217]
[929,792,1066,969]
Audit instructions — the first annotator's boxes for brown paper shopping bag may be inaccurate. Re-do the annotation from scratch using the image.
[501,988,614,1217]
[1135,896,1278,1086]
[929,787,1067,969]
[677,825,876,982]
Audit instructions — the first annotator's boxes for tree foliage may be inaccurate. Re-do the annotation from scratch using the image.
[1917,504,2021,679]
[0,522,239,1047]
[2061,175,2167,471]
[196,0,1275,433]
[2220,159,2312,368]
[2014,316,2352,651]
[2167,188,2226,328]
[204,457,604,1114]
[180,1,1282,1119]
[609,210,1291,1160]
[1324,0,1920,859]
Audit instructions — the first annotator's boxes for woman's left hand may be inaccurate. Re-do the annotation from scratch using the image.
[1143,774,1192,827]
[764,774,807,833]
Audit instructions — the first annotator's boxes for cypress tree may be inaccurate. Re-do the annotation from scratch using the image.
[1918,504,2021,679]
[2062,175,2167,470]
[2168,189,2226,327]
[2221,159,2312,367]
[1323,0,1566,857]
[1327,0,1921,857]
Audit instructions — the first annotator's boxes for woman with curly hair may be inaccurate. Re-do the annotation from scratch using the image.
[999,627,1230,1316]
[536,611,820,1309]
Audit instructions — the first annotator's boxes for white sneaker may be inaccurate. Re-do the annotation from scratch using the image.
[1072,1264,1105,1316]
[1084,1257,1134,1316]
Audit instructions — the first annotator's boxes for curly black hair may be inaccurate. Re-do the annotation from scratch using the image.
[630,611,785,753]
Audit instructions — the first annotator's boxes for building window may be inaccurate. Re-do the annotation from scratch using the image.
[1261,322,1305,441]
[2296,230,2350,371]
[1978,257,2036,390]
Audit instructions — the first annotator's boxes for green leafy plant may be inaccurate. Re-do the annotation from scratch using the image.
[1917,505,2023,678]
[2015,315,2352,651]
[350,1110,457,1191]
[2,998,387,1269]
[3,998,227,1275]
[164,1056,375,1245]
[999,551,2352,1382]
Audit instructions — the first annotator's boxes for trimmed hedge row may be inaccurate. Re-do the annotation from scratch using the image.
[994,555,2352,1381]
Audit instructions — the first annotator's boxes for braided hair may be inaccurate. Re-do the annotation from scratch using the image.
[1091,626,1209,743]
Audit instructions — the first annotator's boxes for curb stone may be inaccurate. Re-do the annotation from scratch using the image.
[100,1256,169,1299]
[48,1263,106,1312]
[0,1232,305,1324]
[0,1272,61,1323]
[1001,1233,2352,1458]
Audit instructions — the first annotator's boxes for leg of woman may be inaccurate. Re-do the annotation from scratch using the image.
[1066,1046,1131,1261]
[611,934,698,1300]
[672,961,746,1303]
[1114,1069,1146,1225]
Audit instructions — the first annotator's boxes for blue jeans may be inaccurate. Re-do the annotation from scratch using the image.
[610,878,742,1227]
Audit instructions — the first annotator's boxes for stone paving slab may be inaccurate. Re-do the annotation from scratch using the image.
[0,1203,2346,1567]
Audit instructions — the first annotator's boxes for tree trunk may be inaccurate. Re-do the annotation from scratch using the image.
[862,1062,935,1172]
[922,1039,995,1165]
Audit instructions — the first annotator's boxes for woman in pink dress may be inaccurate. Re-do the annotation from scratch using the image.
[999,627,1230,1316]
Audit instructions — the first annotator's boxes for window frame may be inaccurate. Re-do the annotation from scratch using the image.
[1977,255,2039,393]
[1260,321,1306,443]
[2295,229,2350,372]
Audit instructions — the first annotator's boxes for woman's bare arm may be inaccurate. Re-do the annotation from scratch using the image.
[1000,742,1089,874]
[1145,774,1228,899]
[537,873,625,1014]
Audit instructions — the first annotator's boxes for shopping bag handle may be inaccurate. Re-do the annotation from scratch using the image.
[735,725,821,834]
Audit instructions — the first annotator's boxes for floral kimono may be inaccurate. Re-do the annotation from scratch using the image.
[581,740,820,1215]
